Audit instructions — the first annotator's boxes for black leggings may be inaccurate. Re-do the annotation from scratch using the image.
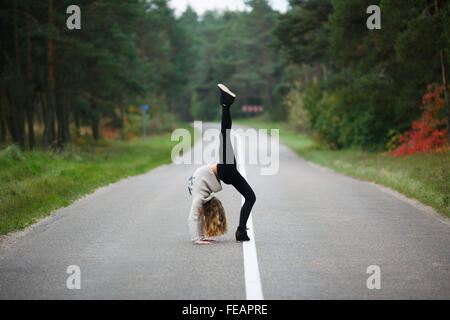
[217,106,256,228]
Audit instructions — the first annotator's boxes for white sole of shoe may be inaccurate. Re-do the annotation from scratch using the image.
[217,83,236,98]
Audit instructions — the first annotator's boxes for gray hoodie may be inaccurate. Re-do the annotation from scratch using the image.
[187,164,222,242]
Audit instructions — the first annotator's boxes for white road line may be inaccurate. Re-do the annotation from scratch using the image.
[236,133,264,300]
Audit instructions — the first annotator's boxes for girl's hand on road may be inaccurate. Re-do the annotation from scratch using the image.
[195,240,212,245]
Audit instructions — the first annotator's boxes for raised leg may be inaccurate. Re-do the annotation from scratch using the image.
[219,105,236,165]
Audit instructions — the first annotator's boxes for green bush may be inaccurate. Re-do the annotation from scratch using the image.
[285,82,310,133]
[0,144,25,162]
[293,73,402,150]
[147,113,178,135]
[126,112,179,137]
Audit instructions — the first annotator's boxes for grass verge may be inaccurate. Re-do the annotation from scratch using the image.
[0,123,195,235]
[237,118,449,218]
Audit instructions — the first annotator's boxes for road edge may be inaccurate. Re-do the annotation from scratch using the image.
[305,160,450,226]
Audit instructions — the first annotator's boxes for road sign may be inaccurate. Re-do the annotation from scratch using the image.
[242,105,263,113]
[142,105,148,138]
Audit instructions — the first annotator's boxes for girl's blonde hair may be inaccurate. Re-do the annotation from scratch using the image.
[202,197,227,237]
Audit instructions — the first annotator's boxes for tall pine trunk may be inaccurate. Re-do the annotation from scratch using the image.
[13,0,25,149]
[91,97,99,140]
[92,116,99,140]
[74,108,80,137]
[440,49,449,142]
[25,5,35,150]
[0,89,6,142]
[434,0,449,142]
[44,0,56,149]
[120,105,125,140]
[56,83,71,147]
[64,90,71,142]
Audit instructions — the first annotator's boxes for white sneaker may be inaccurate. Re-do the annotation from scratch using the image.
[217,83,236,98]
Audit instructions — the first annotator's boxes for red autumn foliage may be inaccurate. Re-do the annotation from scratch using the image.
[102,116,135,141]
[102,128,120,139]
[387,84,448,157]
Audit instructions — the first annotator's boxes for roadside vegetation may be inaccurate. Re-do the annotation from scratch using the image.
[0,124,194,235]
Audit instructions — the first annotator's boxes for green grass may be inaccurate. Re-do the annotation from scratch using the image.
[0,124,195,235]
[237,118,450,218]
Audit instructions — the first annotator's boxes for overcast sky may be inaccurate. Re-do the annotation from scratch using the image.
[169,0,289,16]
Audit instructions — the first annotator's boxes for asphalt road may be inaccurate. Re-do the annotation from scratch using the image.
[0,123,449,299]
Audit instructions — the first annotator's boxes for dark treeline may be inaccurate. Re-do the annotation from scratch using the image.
[0,0,448,151]
[1,0,193,149]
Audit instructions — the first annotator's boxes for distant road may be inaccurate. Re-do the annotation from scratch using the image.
[0,123,449,299]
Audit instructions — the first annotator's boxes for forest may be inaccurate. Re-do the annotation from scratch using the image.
[0,0,448,152]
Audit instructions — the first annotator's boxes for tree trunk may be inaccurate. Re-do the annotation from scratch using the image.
[56,84,71,146]
[13,0,25,149]
[56,86,63,146]
[0,118,4,143]
[25,5,35,150]
[44,0,56,149]
[92,116,99,140]
[120,105,125,140]
[439,49,449,142]
[36,91,44,127]
[0,89,6,142]
[0,116,5,142]
[5,93,17,142]
[74,108,80,137]
[91,97,100,140]
[42,90,55,148]
[64,91,71,142]
[25,96,35,149]
[434,0,449,142]
[6,95,21,144]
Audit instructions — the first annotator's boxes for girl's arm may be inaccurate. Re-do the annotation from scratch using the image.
[188,197,204,243]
